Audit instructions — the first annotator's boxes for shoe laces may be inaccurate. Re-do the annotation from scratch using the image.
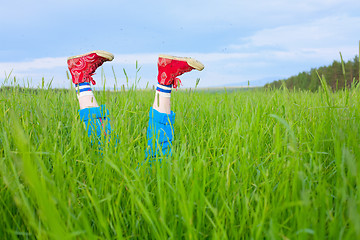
[172,68,189,89]
[173,78,182,89]
[88,73,97,85]
[86,60,104,85]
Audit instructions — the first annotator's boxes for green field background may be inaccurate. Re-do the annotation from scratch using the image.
[0,82,359,239]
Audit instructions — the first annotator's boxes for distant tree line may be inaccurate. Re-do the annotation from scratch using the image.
[265,55,360,91]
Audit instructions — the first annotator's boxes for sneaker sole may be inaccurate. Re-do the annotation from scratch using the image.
[67,50,114,61]
[159,54,205,71]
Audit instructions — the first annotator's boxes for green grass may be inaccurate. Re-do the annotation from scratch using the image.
[0,78,360,239]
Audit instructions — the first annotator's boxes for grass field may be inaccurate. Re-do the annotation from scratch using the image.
[0,77,360,239]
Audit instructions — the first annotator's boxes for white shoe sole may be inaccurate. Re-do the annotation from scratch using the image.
[159,54,205,71]
[67,50,114,61]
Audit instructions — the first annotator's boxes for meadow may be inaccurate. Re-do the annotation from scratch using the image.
[0,76,360,239]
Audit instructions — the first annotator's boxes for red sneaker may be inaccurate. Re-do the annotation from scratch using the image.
[67,50,114,85]
[157,55,204,88]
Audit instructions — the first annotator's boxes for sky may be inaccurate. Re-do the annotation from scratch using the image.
[1,0,360,89]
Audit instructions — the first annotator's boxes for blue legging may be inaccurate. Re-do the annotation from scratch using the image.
[79,105,175,159]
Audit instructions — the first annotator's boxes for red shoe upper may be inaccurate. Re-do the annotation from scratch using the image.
[157,56,195,89]
[67,53,109,85]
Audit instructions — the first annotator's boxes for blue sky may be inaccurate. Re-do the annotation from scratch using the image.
[1,0,360,89]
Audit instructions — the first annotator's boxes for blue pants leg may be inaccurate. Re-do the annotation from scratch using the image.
[146,107,175,160]
[79,105,174,161]
[79,104,112,146]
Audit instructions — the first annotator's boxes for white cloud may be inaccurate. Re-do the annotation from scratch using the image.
[244,15,360,48]
[228,15,360,62]
[0,52,259,73]
[0,52,264,88]
[0,57,66,72]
